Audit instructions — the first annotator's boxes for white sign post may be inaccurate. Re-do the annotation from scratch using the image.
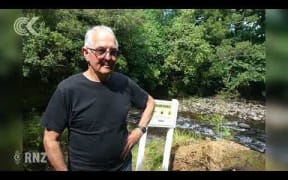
[135,99,179,171]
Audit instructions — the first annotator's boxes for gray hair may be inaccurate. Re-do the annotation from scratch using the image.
[84,25,119,49]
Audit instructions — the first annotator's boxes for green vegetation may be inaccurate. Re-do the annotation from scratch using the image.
[21,9,265,170]
[23,113,68,171]
[23,113,47,170]
[22,9,265,114]
[131,129,198,171]
[173,129,201,145]
[200,114,232,139]
[23,114,43,151]
[132,140,165,171]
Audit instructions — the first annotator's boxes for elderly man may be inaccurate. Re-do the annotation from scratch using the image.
[42,25,155,171]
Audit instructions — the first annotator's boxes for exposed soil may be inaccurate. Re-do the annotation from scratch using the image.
[170,139,265,171]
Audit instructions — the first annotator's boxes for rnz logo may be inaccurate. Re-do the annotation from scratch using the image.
[14,150,47,165]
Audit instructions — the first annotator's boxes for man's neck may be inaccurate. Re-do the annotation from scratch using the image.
[84,67,111,83]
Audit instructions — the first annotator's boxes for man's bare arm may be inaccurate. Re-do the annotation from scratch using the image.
[122,95,155,158]
[43,129,68,171]
[137,95,155,128]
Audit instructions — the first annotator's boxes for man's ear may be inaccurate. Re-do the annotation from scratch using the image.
[82,48,90,63]
[83,47,90,56]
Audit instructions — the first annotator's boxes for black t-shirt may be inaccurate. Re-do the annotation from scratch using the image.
[41,72,148,171]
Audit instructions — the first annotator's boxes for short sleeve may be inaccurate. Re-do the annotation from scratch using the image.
[41,85,69,133]
[128,78,148,109]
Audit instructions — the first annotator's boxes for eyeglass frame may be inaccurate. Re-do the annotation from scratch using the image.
[86,47,119,57]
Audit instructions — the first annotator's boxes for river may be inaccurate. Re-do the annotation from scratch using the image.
[127,110,266,153]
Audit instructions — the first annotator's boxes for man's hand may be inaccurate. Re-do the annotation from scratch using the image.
[43,129,68,171]
[121,128,143,159]
[121,94,155,160]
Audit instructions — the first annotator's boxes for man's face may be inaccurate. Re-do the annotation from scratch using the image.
[83,31,118,75]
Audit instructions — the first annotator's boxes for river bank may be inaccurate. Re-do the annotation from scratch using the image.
[129,97,266,171]
[179,97,265,122]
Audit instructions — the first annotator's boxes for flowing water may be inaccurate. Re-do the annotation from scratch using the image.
[128,110,266,153]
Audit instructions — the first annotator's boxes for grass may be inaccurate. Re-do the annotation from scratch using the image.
[173,129,201,145]
[131,128,198,171]
[132,139,165,171]
[199,113,232,139]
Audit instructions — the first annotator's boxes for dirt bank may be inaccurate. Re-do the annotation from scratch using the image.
[171,139,265,171]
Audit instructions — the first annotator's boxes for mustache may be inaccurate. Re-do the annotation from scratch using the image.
[100,60,114,67]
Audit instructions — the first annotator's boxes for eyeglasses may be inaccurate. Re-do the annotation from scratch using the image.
[87,47,119,57]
